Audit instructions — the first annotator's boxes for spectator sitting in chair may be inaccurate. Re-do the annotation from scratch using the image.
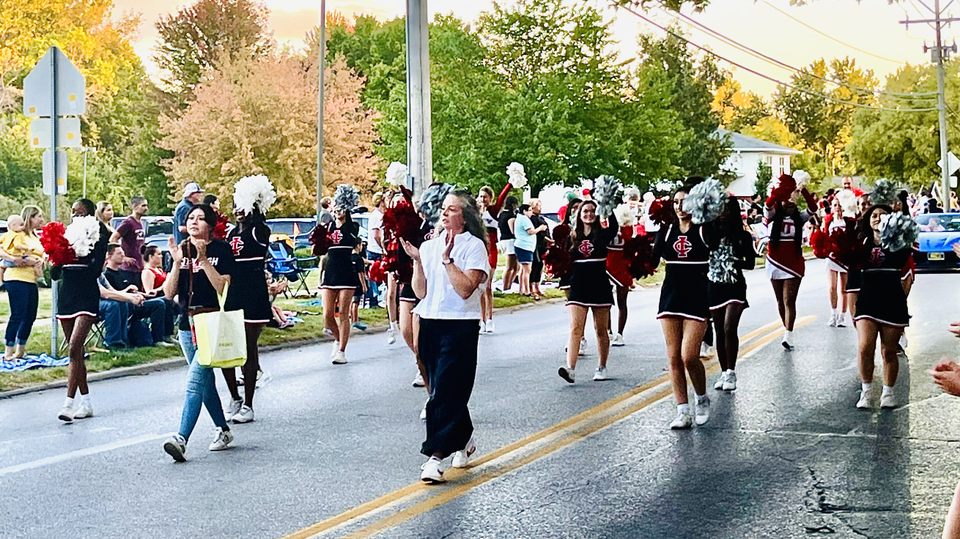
[100,244,171,349]
[140,245,179,344]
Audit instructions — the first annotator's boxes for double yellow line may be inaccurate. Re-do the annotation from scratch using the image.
[285,316,814,539]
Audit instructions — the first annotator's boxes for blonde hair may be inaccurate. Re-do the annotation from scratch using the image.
[19,206,40,237]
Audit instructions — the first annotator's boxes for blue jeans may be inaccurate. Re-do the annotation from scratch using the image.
[4,281,38,346]
[131,298,166,344]
[177,330,228,441]
[365,251,382,307]
[99,299,129,347]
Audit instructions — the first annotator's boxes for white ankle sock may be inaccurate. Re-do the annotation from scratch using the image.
[79,394,90,404]
[677,403,690,415]
[63,397,74,408]
[882,385,894,396]
[695,393,708,404]
[861,382,872,394]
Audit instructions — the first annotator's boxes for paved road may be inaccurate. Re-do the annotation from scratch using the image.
[0,260,958,538]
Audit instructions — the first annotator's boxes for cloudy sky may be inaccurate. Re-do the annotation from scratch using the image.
[112,0,952,98]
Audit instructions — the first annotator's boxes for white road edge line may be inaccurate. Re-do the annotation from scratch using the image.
[0,432,169,477]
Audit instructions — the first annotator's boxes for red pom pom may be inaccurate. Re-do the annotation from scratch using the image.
[624,234,657,279]
[830,225,865,268]
[809,228,832,259]
[310,224,332,256]
[212,212,229,240]
[382,200,422,245]
[544,223,572,278]
[767,174,797,205]
[369,258,387,284]
[40,221,76,266]
[647,198,675,226]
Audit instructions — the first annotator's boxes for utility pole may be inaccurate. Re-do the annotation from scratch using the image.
[901,0,960,211]
[316,0,327,222]
[406,0,433,195]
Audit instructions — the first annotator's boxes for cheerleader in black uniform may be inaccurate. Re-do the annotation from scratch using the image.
[854,204,911,410]
[550,199,587,356]
[55,198,110,422]
[654,182,712,429]
[557,200,617,384]
[708,196,755,392]
[320,197,362,365]
[219,175,275,423]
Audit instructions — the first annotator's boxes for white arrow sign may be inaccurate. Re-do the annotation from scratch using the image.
[938,151,960,176]
[23,48,86,117]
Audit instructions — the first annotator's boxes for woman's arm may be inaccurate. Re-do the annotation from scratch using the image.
[445,266,486,300]
[508,217,516,235]
[141,269,156,294]
[198,257,228,295]
[489,183,512,216]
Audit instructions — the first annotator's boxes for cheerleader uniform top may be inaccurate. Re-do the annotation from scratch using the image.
[565,214,618,308]
[174,239,236,331]
[321,220,362,289]
[398,220,436,303]
[483,183,512,268]
[706,228,755,311]
[823,213,849,271]
[854,238,911,327]
[56,222,111,319]
[764,204,812,280]
[224,221,272,323]
[605,225,634,289]
[654,221,711,321]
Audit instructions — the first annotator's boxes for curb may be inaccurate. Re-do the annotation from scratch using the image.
[0,296,566,400]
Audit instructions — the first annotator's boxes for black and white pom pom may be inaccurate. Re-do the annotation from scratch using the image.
[333,184,360,211]
[708,239,738,284]
[870,178,898,207]
[880,213,919,252]
[685,178,726,224]
[419,183,454,226]
[593,175,623,219]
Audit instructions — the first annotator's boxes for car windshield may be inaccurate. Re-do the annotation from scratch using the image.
[268,220,315,236]
[146,219,173,236]
[915,213,960,232]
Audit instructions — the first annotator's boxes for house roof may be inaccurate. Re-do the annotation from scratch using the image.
[719,129,801,155]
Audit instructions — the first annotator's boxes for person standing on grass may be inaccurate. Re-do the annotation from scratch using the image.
[55,199,111,423]
[496,196,519,293]
[95,201,115,235]
[529,199,549,301]
[401,190,489,484]
[161,204,236,462]
[477,182,515,333]
[512,203,545,297]
[1,206,44,360]
[173,182,203,244]
[110,196,148,274]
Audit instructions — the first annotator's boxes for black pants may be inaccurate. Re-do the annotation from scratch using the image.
[418,318,480,458]
[530,248,544,283]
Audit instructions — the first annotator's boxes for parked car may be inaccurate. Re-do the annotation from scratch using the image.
[267,218,317,250]
[0,219,6,234]
[914,212,960,272]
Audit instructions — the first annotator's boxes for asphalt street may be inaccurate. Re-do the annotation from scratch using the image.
[0,259,958,539]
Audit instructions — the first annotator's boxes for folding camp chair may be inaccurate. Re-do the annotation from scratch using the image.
[58,316,108,357]
[266,241,317,298]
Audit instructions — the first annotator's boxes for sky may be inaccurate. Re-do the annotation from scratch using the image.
[112,0,956,99]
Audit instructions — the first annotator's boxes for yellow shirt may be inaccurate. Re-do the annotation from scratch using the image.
[2,232,43,283]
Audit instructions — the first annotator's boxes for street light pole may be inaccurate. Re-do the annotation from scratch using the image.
[315,0,326,222]
[406,0,432,195]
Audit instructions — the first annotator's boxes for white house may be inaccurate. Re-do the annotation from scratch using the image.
[721,129,801,197]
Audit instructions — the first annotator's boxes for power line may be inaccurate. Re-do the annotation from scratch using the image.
[661,5,938,100]
[757,0,914,66]
[621,6,940,113]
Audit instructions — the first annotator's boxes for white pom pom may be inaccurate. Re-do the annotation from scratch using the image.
[686,179,726,224]
[594,175,624,219]
[506,162,528,189]
[613,204,635,227]
[835,189,858,218]
[233,174,277,215]
[708,239,738,284]
[64,216,100,258]
[880,213,919,252]
[792,170,811,188]
[385,162,408,186]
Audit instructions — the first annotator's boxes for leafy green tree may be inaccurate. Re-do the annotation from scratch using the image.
[756,160,773,198]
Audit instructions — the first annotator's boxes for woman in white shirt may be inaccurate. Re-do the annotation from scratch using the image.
[402,190,489,485]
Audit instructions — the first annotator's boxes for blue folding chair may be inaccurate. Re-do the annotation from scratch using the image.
[266,241,317,298]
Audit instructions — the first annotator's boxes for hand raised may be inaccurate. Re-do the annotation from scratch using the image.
[400,239,420,261]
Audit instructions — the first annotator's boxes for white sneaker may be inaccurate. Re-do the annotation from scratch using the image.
[330,342,339,358]
[695,397,711,425]
[208,428,234,451]
[73,400,93,419]
[332,350,347,365]
[578,337,587,356]
[163,434,187,462]
[419,399,428,421]
[255,370,272,388]
[412,373,425,387]
[880,393,897,409]
[781,336,793,351]
[898,333,908,350]
[231,405,255,423]
[451,437,477,468]
[225,398,242,420]
[479,321,487,334]
[856,390,872,410]
[592,366,609,381]
[837,314,849,327]
[420,456,446,483]
[57,405,75,423]
[700,343,712,357]
[486,320,495,334]
[558,366,576,384]
[722,371,737,391]
[611,334,625,347]
[828,313,838,327]
[714,371,728,390]
[669,412,693,429]
[387,329,397,345]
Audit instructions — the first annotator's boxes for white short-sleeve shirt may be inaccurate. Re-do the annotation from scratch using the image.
[366,209,384,254]
[413,230,490,320]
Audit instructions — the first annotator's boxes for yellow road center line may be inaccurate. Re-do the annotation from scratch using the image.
[284,316,812,539]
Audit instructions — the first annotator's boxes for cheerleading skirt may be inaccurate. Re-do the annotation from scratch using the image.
[826,256,847,274]
[321,247,360,290]
[766,242,804,280]
[658,263,709,321]
[606,247,632,289]
[56,265,100,319]
[844,268,862,294]
[854,269,909,327]
[707,273,748,311]
[565,259,614,308]
[225,262,272,323]
[400,282,419,304]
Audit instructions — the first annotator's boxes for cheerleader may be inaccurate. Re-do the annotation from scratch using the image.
[547,198,587,357]
[708,196,755,392]
[606,204,637,347]
[822,194,855,327]
[853,205,913,409]
[655,180,714,428]
[317,185,362,365]
[557,200,618,384]
[477,182,512,334]
[219,176,275,424]
[54,199,110,422]
[764,172,818,350]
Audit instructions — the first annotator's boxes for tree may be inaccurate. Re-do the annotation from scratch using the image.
[155,0,272,109]
[635,31,732,180]
[713,77,769,132]
[159,53,380,216]
[755,159,773,198]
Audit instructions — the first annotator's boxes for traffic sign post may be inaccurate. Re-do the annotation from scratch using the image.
[23,46,86,358]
